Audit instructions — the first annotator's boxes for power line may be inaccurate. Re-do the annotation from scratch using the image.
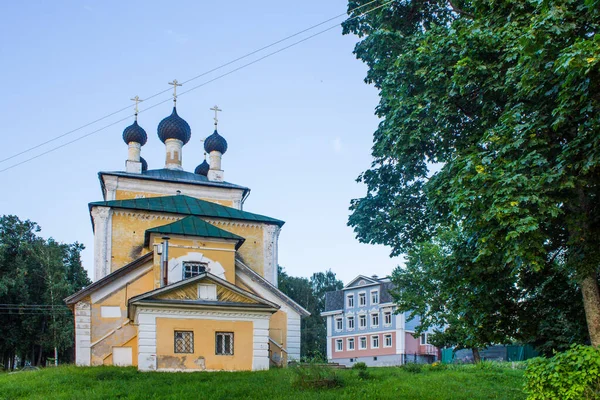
[0,0,384,167]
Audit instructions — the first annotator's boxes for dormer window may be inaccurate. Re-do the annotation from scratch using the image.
[183,261,207,279]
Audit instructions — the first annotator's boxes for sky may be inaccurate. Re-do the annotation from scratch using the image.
[0,0,402,284]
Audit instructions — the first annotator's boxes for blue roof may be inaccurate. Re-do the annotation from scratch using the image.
[99,168,250,193]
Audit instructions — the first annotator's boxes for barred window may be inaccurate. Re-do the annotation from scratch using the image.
[183,262,207,279]
[216,332,234,355]
[174,331,194,353]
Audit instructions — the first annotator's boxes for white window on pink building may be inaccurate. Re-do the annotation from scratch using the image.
[347,338,355,350]
[420,333,428,345]
[371,335,379,349]
[384,334,392,348]
[359,336,367,350]
[335,339,343,352]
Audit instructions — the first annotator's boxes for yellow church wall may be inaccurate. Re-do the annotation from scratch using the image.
[90,269,153,365]
[150,235,237,284]
[110,211,178,272]
[108,209,271,282]
[269,311,287,346]
[212,223,265,277]
[114,189,234,207]
[155,318,253,371]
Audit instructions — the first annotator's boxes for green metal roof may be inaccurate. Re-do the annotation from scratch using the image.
[89,194,284,226]
[144,216,245,248]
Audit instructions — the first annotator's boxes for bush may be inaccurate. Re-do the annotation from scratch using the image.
[352,362,367,371]
[524,345,600,400]
[402,363,424,374]
[290,363,344,390]
[357,369,370,380]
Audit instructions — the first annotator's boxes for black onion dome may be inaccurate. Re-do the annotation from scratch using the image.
[122,120,147,145]
[204,129,228,154]
[140,157,148,172]
[194,159,209,176]
[157,107,191,144]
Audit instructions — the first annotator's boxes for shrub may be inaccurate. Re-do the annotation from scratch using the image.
[357,369,370,380]
[290,363,344,390]
[524,345,600,400]
[352,362,367,371]
[402,363,423,374]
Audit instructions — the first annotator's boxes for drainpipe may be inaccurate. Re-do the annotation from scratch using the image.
[161,236,170,287]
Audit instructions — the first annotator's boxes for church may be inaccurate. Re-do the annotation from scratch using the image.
[65,83,309,371]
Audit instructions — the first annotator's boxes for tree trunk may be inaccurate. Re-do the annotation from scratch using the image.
[472,347,481,363]
[580,272,600,347]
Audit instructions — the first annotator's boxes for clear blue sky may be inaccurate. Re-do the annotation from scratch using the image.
[0,0,401,284]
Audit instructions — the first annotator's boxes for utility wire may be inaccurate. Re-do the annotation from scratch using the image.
[0,0,383,166]
[0,0,392,174]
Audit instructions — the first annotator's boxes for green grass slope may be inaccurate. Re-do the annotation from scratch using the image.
[0,365,525,400]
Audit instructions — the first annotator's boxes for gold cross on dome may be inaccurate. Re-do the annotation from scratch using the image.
[210,105,222,127]
[168,79,182,103]
[130,96,143,120]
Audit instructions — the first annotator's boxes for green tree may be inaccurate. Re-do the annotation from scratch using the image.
[344,0,600,346]
[278,267,343,359]
[0,215,90,369]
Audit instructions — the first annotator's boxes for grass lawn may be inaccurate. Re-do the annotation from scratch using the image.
[0,364,525,400]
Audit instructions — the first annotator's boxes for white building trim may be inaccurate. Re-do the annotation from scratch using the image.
[91,206,112,281]
[262,225,280,286]
[75,300,91,366]
[235,272,303,361]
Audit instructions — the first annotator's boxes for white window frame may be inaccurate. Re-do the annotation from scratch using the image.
[183,261,207,279]
[335,339,343,352]
[347,316,355,331]
[216,332,234,355]
[420,333,428,345]
[371,290,379,305]
[347,338,355,351]
[347,294,354,308]
[384,311,392,327]
[358,292,367,307]
[371,312,379,328]
[335,317,343,332]
[384,334,393,348]
[359,314,367,329]
[359,336,367,350]
[371,335,379,349]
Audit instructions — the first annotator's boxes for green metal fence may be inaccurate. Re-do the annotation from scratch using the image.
[441,344,539,364]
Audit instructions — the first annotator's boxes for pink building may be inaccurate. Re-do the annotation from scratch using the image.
[322,275,441,367]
